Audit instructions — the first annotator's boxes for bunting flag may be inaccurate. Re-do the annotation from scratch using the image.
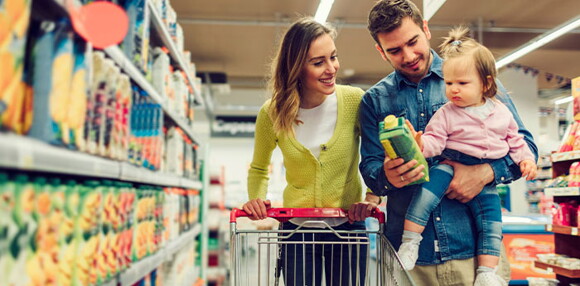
[505,63,570,85]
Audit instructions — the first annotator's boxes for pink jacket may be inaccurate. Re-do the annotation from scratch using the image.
[421,100,534,164]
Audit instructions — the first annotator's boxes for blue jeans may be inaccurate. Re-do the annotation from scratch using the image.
[405,150,503,257]
[280,221,367,286]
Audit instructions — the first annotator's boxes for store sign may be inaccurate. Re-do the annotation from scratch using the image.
[423,0,447,21]
[211,116,256,137]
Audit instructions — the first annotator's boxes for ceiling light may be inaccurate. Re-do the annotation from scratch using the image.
[314,0,335,24]
[496,15,580,69]
[554,96,573,105]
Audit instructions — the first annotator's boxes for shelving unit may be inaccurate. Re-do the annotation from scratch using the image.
[0,1,210,285]
[525,154,553,214]
[533,261,580,279]
[0,133,202,189]
[119,224,202,286]
[535,151,580,285]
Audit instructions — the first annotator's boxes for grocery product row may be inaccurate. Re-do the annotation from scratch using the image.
[0,171,202,286]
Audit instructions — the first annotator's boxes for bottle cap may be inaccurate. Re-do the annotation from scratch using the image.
[384,115,398,129]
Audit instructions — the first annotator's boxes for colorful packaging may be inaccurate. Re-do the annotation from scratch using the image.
[85,51,107,154]
[0,0,33,133]
[122,0,150,73]
[10,174,36,286]
[57,180,81,286]
[63,38,91,151]
[28,20,74,145]
[0,173,15,286]
[379,115,429,185]
[30,176,56,286]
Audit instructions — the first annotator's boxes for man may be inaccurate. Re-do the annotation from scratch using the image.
[349,0,538,285]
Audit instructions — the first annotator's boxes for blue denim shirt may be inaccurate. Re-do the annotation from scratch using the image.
[359,50,538,265]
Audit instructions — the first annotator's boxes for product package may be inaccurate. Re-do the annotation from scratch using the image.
[121,0,150,73]
[0,0,33,134]
[63,38,91,151]
[379,115,429,185]
[28,20,75,146]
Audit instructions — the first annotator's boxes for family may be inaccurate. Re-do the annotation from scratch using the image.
[241,0,539,285]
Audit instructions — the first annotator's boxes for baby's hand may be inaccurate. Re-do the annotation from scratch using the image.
[519,159,537,180]
[405,119,424,151]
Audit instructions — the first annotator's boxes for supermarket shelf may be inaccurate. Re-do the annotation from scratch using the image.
[0,133,202,189]
[101,279,117,286]
[148,1,204,107]
[545,187,580,197]
[103,46,199,145]
[120,225,201,285]
[546,224,580,236]
[534,261,580,278]
[42,0,200,145]
[551,150,580,163]
[0,133,119,178]
[165,223,202,261]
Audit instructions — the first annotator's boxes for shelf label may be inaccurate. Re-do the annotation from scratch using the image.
[572,228,579,236]
[547,267,553,273]
[546,224,553,232]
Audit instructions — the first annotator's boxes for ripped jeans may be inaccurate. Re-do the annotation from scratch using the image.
[405,149,502,257]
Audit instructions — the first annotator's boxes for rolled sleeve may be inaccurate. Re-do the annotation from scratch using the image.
[359,92,396,196]
[492,80,538,184]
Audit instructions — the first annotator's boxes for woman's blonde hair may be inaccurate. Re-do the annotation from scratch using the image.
[268,17,336,135]
[439,26,498,98]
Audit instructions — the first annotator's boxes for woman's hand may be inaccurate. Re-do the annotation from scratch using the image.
[242,198,271,220]
[348,193,381,223]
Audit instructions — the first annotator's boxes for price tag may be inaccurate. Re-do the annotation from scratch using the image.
[546,267,553,273]
[572,227,579,236]
[546,224,553,232]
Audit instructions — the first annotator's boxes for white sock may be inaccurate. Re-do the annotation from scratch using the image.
[476,266,495,274]
[402,230,422,244]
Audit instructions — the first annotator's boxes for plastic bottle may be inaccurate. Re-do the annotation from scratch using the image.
[379,115,429,185]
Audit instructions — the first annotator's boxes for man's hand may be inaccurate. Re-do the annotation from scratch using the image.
[384,157,426,188]
[348,193,381,223]
[519,159,537,180]
[442,160,494,203]
[242,198,271,220]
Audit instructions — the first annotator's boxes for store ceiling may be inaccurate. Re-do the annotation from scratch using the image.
[173,0,580,103]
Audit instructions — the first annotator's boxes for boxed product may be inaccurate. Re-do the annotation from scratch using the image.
[0,0,33,134]
[28,20,74,145]
[121,0,150,73]
[63,38,91,151]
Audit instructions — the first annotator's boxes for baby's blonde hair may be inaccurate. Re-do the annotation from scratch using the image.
[439,26,497,98]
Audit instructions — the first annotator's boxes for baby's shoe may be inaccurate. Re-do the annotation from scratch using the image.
[474,272,508,286]
[397,242,419,270]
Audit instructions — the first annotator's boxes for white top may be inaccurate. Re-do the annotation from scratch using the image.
[295,92,337,158]
[293,92,346,227]
[464,98,495,120]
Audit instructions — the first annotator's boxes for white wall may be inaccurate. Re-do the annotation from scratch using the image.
[208,137,286,209]
[498,68,540,215]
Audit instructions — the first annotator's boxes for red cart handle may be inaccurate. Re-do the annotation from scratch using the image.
[230,207,385,224]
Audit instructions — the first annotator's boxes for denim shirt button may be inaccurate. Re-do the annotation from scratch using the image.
[436,217,441,221]
[420,113,425,117]
[419,89,423,93]
[501,177,505,181]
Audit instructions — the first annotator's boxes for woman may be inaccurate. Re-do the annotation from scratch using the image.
[242,17,367,286]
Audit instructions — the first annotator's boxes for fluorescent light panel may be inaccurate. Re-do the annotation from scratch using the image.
[496,15,580,69]
[314,0,335,24]
[554,96,573,105]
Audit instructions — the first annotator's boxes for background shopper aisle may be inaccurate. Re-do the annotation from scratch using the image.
[0,0,210,285]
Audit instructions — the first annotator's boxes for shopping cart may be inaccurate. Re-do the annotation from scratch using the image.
[230,207,415,286]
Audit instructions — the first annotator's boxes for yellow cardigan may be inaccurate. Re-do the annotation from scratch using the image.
[247,85,365,209]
